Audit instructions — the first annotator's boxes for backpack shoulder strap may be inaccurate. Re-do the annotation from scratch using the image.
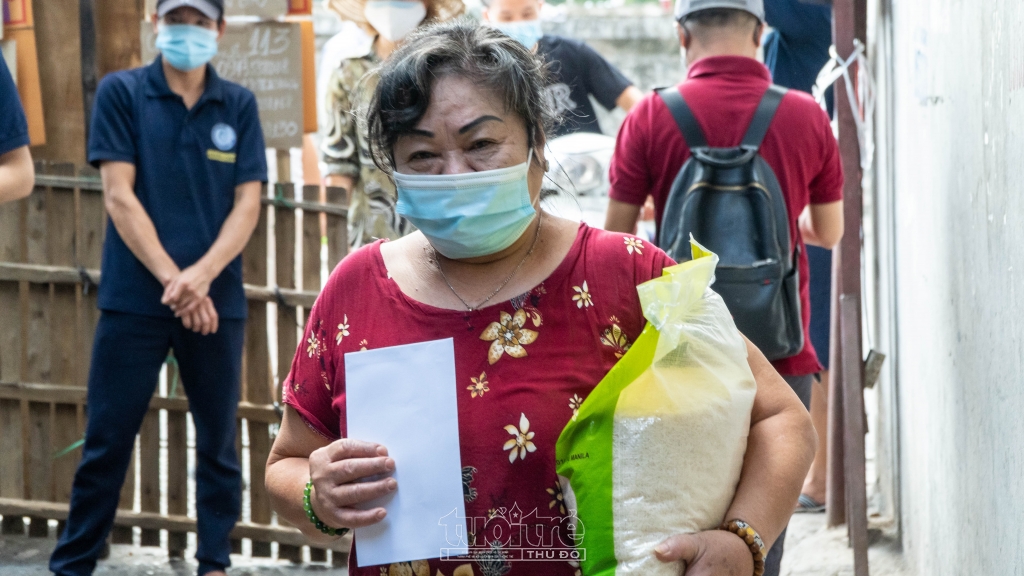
[740,85,789,148]
[656,86,708,150]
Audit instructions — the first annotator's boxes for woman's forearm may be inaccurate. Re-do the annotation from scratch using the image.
[725,406,816,549]
[266,455,343,545]
[267,407,342,544]
[727,338,818,549]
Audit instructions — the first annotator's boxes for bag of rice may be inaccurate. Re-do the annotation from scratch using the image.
[555,239,757,576]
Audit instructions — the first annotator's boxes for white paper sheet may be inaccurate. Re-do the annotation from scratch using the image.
[345,338,468,566]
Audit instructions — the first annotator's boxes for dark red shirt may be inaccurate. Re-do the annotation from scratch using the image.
[283,224,673,575]
[609,55,844,376]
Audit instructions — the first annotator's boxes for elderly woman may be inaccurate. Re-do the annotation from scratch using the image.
[268,20,815,576]
[320,0,464,249]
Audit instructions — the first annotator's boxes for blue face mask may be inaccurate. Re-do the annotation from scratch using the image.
[493,19,544,50]
[394,150,538,260]
[156,24,219,72]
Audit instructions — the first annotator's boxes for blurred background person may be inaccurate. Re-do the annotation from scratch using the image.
[0,53,35,204]
[481,0,644,137]
[48,1,267,574]
[319,0,465,249]
[762,0,835,515]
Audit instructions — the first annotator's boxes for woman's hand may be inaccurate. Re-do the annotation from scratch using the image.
[308,438,397,529]
[655,530,755,576]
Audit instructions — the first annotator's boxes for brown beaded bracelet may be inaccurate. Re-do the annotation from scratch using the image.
[718,519,766,576]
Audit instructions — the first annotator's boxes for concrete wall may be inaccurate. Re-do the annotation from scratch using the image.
[884,0,1024,572]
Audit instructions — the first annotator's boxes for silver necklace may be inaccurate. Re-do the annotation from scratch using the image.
[434,212,544,312]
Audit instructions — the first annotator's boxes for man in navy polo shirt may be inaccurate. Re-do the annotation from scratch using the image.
[604,0,843,574]
[0,53,35,203]
[50,1,267,575]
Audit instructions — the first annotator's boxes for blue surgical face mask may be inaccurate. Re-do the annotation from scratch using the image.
[155,23,219,72]
[492,19,544,50]
[394,150,538,260]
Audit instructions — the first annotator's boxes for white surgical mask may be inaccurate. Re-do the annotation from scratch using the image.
[364,0,427,42]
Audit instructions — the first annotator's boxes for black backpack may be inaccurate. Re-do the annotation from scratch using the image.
[655,85,803,361]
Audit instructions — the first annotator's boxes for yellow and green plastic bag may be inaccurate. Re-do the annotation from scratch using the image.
[555,240,757,576]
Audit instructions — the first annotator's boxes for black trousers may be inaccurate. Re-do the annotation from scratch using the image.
[49,311,245,576]
[763,373,815,576]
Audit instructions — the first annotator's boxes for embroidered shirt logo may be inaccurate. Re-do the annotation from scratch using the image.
[211,123,237,151]
[207,149,237,163]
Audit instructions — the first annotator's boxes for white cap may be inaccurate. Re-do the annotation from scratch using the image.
[674,0,765,22]
[157,0,223,20]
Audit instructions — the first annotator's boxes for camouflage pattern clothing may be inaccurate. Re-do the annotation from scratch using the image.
[320,54,414,249]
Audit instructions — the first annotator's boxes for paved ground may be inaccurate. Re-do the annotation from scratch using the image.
[0,528,347,576]
[781,513,910,576]
[1,513,910,575]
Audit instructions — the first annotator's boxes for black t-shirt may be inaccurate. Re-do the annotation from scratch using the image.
[537,35,633,137]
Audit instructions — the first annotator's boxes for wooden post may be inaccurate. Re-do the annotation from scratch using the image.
[45,169,82,541]
[308,545,327,563]
[91,0,146,77]
[30,0,87,164]
[77,168,105,390]
[86,0,147,136]
[166,355,189,558]
[301,184,322,293]
[138,407,161,546]
[0,190,24,535]
[276,183,298,407]
[830,0,869,574]
[274,179,304,563]
[325,186,348,273]
[243,178,273,557]
[22,171,52,538]
[25,401,51,537]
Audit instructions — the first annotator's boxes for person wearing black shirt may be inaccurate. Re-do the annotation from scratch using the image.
[483,0,643,137]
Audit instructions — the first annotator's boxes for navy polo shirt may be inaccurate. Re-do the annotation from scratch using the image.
[88,56,267,319]
[0,55,30,155]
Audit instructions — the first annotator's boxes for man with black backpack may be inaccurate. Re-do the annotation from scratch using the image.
[604,1,843,572]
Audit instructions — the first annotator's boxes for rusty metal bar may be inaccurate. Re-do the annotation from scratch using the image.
[826,249,846,527]
[841,295,869,575]
[829,0,869,573]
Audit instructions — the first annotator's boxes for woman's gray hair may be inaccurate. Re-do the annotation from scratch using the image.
[367,19,557,174]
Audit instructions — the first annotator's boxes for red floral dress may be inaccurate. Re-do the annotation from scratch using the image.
[283,224,672,576]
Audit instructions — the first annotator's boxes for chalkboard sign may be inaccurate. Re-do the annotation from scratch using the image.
[142,21,304,149]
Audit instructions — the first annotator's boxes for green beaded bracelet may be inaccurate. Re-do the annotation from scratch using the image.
[303,480,348,537]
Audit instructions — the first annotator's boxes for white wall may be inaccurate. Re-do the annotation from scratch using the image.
[886,0,1024,572]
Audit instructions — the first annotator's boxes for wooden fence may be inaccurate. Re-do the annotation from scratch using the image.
[0,163,351,565]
